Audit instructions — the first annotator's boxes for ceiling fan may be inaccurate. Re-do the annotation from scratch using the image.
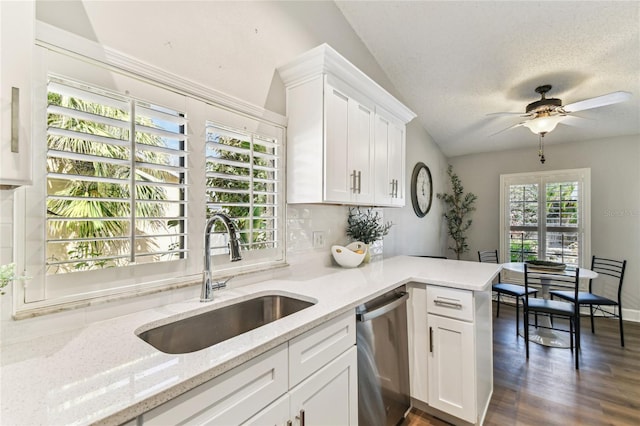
[490,84,633,135]
[490,84,632,163]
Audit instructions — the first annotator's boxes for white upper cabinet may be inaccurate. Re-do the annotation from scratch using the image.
[374,107,406,206]
[0,1,34,188]
[278,44,415,206]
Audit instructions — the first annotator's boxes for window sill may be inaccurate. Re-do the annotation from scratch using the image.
[12,260,289,320]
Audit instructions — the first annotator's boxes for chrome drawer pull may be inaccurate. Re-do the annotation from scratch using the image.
[11,87,19,153]
[434,298,463,309]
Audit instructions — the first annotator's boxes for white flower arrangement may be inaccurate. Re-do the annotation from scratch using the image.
[0,263,29,296]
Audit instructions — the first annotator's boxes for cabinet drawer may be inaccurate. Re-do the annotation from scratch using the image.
[289,310,356,387]
[141,344,288,425]
[427,286,473,322]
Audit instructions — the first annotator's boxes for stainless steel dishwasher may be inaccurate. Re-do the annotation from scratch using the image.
[356,285,411,426]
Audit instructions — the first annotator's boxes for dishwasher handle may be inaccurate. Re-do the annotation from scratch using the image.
[357,291,409,322]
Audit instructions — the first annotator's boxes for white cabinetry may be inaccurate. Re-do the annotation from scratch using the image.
[374,108,406,206]
[278,43,415,206]
[0,0,34,187]
[245,347,358,426]
[409,284,493,426]
[140,311,357,426]
[323,78,374,204]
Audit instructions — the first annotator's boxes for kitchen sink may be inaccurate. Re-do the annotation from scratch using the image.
[137,294,315,354]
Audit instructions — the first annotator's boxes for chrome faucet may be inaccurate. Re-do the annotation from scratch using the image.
[201,212,243,302]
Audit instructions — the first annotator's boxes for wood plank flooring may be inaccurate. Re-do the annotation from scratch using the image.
[405,304,640,426]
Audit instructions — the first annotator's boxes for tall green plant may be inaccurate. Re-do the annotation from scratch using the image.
[437,165,477,260]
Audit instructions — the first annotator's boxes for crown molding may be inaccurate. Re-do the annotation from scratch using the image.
[277,43,416,124]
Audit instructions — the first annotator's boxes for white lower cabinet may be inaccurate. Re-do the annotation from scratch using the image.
[138,312,357,426]
[408,284,493,426]
[427,313,475,422]
[140,344,289,425]
[244,347,358,426]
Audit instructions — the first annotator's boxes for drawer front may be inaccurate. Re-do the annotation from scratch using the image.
[427,286,473,322]
[141,344,288,426]
[289,310,356,387]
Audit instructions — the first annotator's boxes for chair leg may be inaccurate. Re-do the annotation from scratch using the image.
[515,297,520,337]
[590,304,595,334]
[569,319,574,351]
[524,309,530,359]
[575,315,580,370]
[619,306,625,347]
[496,293,501,317]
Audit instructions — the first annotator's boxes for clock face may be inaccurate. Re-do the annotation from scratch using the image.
[411,162,432,217]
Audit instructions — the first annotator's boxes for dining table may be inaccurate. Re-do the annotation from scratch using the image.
[501,262,598,348]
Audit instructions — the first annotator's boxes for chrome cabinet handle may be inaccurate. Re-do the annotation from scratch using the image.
[11,87,19,153]
[351,170,357,193]
[429,326,433,353]
[390,180,395,196]
[357,170,362,194]
[434,298,463,309]
[296,409,305,426]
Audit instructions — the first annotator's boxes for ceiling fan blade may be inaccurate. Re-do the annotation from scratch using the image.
[486,111,523,116]
[489,121,525,136]
[563,91,632,113]
[559,115,592,127]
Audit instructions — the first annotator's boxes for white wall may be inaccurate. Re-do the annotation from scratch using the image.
[449,135,640,315]
[0,1,447,343]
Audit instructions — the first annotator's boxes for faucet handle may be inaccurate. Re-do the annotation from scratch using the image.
[212,276,234,291]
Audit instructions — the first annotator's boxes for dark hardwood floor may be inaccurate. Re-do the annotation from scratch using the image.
[405,304,640,426]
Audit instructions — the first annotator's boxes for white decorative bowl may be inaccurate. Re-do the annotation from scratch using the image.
[331,242,367,268]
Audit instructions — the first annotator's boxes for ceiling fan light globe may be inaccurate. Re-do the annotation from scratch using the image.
[523,115,564,135]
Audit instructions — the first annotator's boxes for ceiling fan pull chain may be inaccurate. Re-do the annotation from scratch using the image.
[538,134,546,164]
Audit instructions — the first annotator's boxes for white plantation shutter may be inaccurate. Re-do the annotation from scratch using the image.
[500,169,590,270]
[205,123,283,265]
[45,76,188,274]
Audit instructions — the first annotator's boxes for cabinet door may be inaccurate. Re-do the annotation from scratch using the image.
[324,84,351,203]
[0,0,33,187]
[140,344,288,425]
[348,101,374,204]
[374,110,405,207]
[427,314,476,423]
[289,346,358,426]
[242,394,290,426]
[387,120,405,206]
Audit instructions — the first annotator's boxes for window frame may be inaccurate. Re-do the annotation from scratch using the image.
[499,168,591,275]
[14,30,286,316]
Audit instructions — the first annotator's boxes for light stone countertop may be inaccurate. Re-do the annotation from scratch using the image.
[0,255,501,426]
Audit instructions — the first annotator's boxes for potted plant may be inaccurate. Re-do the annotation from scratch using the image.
[437,165,477,260]
[345,207,393,262]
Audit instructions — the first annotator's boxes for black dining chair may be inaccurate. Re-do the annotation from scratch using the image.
[524,265,581,369]
[550,256,627,347]
[478,250,538,336]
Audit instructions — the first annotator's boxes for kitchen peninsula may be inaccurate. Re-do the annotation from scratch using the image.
[0,256,500,425]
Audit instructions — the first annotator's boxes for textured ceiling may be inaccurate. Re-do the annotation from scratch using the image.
[336,1,640,157]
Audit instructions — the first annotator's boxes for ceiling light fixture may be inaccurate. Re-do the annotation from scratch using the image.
[522,113,565,135]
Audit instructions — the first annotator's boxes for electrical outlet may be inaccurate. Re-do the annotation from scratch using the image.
[312,231,325,249]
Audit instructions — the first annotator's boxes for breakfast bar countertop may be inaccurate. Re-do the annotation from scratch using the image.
[0,255,501,426]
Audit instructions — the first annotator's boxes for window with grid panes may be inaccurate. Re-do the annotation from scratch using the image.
[501,169,590,268]
[45,76,188,274]
[204,123,282,266]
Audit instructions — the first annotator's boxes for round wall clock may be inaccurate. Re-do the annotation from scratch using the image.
[411,162,433,217]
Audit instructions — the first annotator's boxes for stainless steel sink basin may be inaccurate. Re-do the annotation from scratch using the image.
[137,294,315,354]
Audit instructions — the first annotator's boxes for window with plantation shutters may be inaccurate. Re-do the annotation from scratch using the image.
[500,169,591,270]
[205,123,282,264]
[45,76,188,274]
